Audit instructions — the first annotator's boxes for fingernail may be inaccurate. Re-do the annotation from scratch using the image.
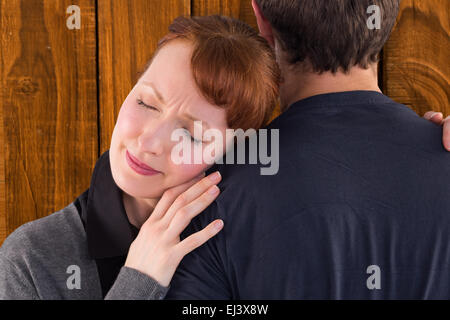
[215,220,224,231]
[208,171,221,183]
[208,185,219,195]
[445,140,450,151]
[431,112,443,120]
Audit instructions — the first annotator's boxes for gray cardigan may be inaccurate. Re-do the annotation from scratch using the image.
[0,202,169,300]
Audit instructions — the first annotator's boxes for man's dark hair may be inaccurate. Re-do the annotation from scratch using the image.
[255,0,400,73]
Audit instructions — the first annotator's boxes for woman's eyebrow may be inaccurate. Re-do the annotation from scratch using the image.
[138,80,211,130]
[139,81,165,104]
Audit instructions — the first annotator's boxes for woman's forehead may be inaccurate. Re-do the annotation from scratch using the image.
[136,42,228,129]
[146,40,194,79]
[141,43,197,96]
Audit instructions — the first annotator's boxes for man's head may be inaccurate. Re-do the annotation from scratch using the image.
[252,0,400,73]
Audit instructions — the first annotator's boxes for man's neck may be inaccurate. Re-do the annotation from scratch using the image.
[278,60,382,110]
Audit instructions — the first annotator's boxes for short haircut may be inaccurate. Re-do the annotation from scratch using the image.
[143,15,280,130]
[255,0,400,73]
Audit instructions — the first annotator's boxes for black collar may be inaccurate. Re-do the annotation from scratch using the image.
[76,150,139,259]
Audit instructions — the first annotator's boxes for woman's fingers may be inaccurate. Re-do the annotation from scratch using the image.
[166,184,220,238]
[443,116,450,151]
[423,111,444,124]
[160,171,222,226]
[148,174,204,222]
[423,111,450,151]
[175,219,224,258]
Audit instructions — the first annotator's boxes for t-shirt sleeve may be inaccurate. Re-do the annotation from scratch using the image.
[165,200,232,300]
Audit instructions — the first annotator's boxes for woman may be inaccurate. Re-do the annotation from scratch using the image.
[0,15,279,299]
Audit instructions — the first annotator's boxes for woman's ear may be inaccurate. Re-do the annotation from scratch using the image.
[251,0,275,48]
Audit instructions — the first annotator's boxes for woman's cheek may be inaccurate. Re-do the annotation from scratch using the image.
[116,103,144,137]
[168,162,210,185]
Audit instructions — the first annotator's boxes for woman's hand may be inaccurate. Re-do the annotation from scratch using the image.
[423,111,450,151]
[124,171,224,287]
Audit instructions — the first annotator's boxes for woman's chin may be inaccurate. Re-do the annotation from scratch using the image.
[112,169,164,199]
[119,181,164,199]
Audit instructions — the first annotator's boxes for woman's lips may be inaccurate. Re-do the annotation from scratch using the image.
[126,150,161,176]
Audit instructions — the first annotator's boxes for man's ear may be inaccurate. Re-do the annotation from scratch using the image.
[251,0,275,48]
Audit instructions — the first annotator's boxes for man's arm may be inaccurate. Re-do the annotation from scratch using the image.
[165,200,232,300]
[423,112,450,151]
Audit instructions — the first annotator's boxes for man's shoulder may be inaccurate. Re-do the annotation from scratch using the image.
[199,162,262,229]
[0,202,88,265]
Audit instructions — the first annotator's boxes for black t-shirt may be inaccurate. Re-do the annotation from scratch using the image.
[167,91,450,299]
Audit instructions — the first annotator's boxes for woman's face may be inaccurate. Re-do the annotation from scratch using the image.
[110,40,230,199]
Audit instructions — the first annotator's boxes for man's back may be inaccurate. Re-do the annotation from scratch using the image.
[167,91,450,299]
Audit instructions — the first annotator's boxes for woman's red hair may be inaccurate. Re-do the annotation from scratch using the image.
[146,15,280,130]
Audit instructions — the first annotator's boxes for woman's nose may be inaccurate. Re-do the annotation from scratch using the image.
[137,122,166,156]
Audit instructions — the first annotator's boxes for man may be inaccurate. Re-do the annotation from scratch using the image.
[166,0,450,299]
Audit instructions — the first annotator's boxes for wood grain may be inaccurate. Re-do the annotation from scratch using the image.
[383,0,450,116]
[0,0,98,245]
[192,0,257,29]
[0,82,4,243]
[98,0,190,154]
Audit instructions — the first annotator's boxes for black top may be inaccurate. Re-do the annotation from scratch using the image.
[167,91,450,299]
[74,150,140,297]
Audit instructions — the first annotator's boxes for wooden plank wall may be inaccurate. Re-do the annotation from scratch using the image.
[0,0,98,243]
[98,0,190,154]
[383,0,449,116]
[192,0,256,24]
[0,0,449,245]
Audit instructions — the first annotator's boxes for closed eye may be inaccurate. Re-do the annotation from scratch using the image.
[183,128,203,144]
[137,99,158,111]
